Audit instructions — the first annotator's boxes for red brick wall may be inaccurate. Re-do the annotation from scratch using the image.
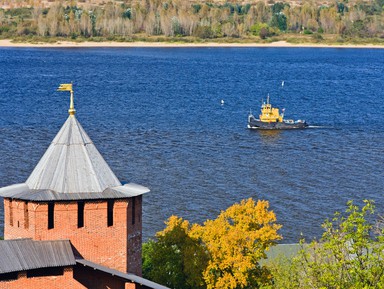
[0,267,86,289]
[74,265,144,289]
[4,199,34,238]
[3,197,142,275]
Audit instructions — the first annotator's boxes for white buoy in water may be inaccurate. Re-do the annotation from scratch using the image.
[221,99,225,105]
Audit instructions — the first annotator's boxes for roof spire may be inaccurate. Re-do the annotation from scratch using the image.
[57,83,76,116]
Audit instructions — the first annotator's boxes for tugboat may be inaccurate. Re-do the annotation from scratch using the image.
[248,95,308,130]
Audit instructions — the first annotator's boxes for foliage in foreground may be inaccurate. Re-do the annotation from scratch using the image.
[143,198,282,289]
[142,217,208,289]
[269,200,384,289]
[144,199,384,289]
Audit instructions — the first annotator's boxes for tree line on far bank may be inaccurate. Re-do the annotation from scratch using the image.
[0,0,383,41]
[143,198,384,289]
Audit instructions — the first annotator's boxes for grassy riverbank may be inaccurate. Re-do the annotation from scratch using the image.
[2,34,384,48]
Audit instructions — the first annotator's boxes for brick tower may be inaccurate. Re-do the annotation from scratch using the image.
[0,84,149,276]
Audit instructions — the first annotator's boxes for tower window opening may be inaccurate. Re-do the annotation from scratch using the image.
[0,272,18,281]
[78,201,84,228]
[27,267,63,278]
[24,202,29,229]
[107,200,114,227]
[48,203,54,229]
[9,200,13,226]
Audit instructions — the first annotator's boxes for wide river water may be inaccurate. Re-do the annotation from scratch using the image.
[0,47,383,242]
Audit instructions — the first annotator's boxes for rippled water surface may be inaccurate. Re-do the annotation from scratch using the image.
[0,47,383,242]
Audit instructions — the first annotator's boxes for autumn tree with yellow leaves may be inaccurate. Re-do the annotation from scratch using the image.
[143,198,282,289]
[194,199,282,289]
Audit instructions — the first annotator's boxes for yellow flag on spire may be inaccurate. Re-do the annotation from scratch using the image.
[57,83,73,91]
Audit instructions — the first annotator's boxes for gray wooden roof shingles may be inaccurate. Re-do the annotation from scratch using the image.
[0,115,149,201]
[0,239,75,274]
[27,115,121,193]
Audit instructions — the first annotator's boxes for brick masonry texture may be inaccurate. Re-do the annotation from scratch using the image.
[0,267,86,289]
[3,195,143,276]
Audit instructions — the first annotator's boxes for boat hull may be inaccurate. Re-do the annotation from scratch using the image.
[248,115,308,130]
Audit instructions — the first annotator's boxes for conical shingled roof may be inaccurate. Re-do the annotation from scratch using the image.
[0,86,149,201]
[26,115,121,194]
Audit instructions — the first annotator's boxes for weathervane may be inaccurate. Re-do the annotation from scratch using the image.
[57,83,76,116]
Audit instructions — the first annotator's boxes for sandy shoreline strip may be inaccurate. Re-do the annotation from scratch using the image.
[0,39,383,48]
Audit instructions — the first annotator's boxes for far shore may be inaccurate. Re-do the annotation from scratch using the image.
[1,39,384,49]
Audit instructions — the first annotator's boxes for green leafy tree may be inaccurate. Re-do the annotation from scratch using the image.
[291,200,384,289]
[272,2,288,14]
[193,25,215,38]
[249,22,268,36]
[271,12,287,31]
[142,216,208,289]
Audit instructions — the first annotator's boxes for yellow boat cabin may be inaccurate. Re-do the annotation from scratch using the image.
[259,95,283,123]
[248,94,308,130]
